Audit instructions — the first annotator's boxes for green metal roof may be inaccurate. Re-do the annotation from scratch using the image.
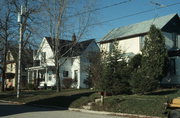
[101,13,177,42]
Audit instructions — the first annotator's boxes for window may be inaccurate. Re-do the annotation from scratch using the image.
[63,71,69,77]
[7,52,11,60]
[71,58,75,65]
[74,70,78,82]
[41,52,46,64]
[49,76,52,81]
[178,35,180,48]
[140,36,145,50]
[10,64,13,71]
[170,59,176,75]
[172,33,177,48]
[109,41,119,52]
[109,42,114,52]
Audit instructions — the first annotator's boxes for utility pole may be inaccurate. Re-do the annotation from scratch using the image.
[17,6,24,98]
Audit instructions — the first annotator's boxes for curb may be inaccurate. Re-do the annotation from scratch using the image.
[0,100,161,118]
[68,108,161,118]
[29,104,161,118]
[0,100,25,105]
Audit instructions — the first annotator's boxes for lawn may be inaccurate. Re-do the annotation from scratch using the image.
[92,89,180,117]
[0,89,99,108]
[0,88,179,117]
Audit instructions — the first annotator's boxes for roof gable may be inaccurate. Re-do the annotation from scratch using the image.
[101,13,178,42]
[71,39,95,56]
[8,47,33,67]
[44,37,95,57]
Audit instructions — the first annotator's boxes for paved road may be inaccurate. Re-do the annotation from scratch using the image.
[0,102,125,118]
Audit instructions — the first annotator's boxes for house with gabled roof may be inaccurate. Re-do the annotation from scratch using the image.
[5,46,33,89]
[99,13,180,86]
[27,34,100,89]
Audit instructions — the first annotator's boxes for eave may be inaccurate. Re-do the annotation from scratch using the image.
[99,32,147,44]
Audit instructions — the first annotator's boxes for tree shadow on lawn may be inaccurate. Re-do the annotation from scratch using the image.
[146,89,178,95]
[26,92,95,108]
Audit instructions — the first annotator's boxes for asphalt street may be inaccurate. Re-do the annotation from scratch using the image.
[0,102,126,118]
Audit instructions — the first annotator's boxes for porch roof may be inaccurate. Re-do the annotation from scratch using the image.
[26,65,55,71]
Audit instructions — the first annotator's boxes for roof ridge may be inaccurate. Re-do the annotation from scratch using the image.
[78,39,95,43]
[101,13,178,42]
[115,13,177,31]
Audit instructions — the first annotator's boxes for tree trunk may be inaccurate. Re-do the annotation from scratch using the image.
[56,61,61,92]
[1,37,7,92]
[55,42,61,92]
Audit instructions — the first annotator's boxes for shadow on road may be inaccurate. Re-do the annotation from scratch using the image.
[0,91,94,117]
[27,92,94,107]
[0,103,66,117]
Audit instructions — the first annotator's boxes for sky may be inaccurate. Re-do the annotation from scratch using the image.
[0,0,179,44]
[87,0,180,42]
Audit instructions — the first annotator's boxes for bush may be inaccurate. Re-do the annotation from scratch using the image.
[83,77,93,88]
[130,69,159,94]
[27,84,36,90]
[62,78,73,89]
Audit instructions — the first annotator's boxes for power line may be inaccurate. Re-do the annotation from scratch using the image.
[64,2,180,40]
[67,0,132,18]
[57,2,180,40]
[86,2,180,27]
[65,2,180,33]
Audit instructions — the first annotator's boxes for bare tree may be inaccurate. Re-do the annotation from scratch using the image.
[0,1,15,92]
[41,0,98,92]
[0,0,42,93]
[10,0,42,49]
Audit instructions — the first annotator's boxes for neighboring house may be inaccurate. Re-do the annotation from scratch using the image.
[27,35,100,89]
[5,47,33,89]
[99,13,180,86]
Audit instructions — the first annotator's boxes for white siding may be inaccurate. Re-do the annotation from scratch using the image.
[100,32,177,55]
[100,43,109,52]
[35,38,55,66]
[80,41,100,88]
[118,37,140,54]
[100,37,140,56]
[60,57,73,79]
[178,35,180,48]
[41,39,54,66]
[71,57,80,88]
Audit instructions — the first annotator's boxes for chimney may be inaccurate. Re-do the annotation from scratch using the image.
[72,33,76,42]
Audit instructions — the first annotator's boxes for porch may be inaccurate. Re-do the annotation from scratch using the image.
[26,66,56,88]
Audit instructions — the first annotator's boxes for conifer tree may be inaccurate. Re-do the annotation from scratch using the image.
[132,25,168,94]
[102,41,130,95]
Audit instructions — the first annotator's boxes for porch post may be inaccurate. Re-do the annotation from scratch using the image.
[27,70,30,84]
[36,70,39,87]
[32,71,34,84]
[45,67,48,83]
[36,70,39,78]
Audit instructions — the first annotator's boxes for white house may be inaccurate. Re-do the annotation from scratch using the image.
[27,35,100,89]
[99,13,180,86]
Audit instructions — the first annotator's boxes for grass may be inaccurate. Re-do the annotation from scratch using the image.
[92,89,180,117]
[0,88,179,117]
[0,89,98,108]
